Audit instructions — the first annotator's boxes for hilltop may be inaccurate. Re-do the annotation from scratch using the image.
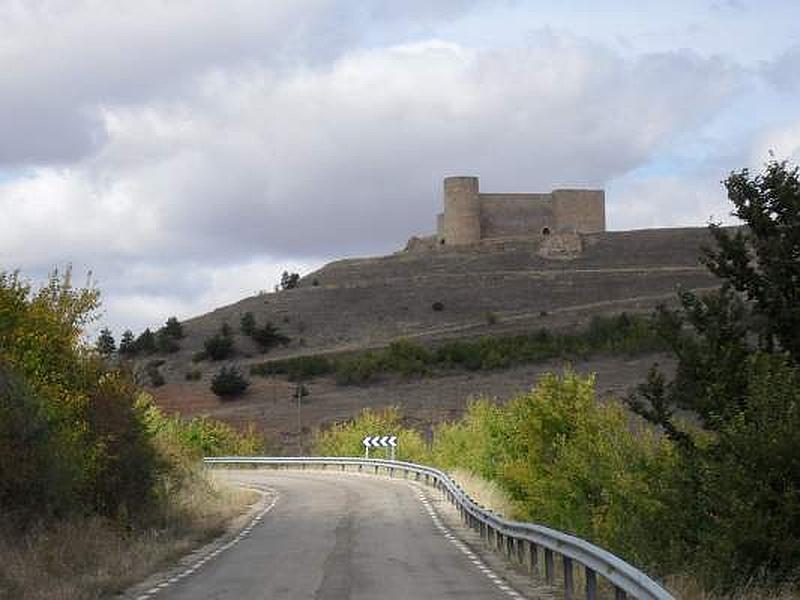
[141,226,720,449]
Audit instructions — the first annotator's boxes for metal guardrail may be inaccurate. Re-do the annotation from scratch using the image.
[204,456,674,600]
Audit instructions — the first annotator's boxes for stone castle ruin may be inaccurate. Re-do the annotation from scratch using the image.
[438,176,605,245]
[405,176,605,254]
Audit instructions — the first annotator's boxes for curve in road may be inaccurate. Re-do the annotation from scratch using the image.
[132,470,532,600]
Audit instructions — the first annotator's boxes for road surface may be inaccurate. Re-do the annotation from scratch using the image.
[139,469,530,600]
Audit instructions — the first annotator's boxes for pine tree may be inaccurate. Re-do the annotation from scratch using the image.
[95,327,116,357]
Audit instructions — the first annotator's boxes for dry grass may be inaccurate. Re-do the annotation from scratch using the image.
[448,468,517,518]
[666,574,800,600]
[0,470,258,600]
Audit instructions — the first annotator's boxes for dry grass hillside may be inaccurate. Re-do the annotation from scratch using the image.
[140,227,718,451]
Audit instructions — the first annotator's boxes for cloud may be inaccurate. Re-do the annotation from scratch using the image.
[0,0,487,166]
[0,6,753,333]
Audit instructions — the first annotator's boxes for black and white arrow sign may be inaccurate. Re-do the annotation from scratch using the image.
[362,435,398,459]
[362,435,397,448]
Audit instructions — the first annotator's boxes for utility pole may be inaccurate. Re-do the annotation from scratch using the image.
[296,383,302,455]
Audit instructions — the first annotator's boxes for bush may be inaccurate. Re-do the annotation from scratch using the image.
[313,407,429,462]
[250,322,290,352]
[240,312,256,336]
[484,311,498,325]
[0,270,161,523]
[184,369,202,381]
[251,355,333,381]
[203,333,234,361]
[210,366,249,398]
[144,360,166,387]
[431,301,444,311]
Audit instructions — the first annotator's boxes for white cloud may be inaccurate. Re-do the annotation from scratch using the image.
[1,2,791,335]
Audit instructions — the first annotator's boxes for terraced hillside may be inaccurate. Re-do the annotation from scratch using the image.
[143,226,719,449]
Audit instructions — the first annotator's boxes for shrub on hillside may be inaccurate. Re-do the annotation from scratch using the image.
[250,322,290,352]
[203,332,235,361]
[240,312,256,336]
[431,301,444,311]
[211,366,249,398]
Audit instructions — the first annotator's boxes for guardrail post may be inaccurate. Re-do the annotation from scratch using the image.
[506,535,513,560]
[544,548,554,585]
[585,567,597,600]
[614,587,626,600]
[516,536,524,564]
[528,541,538,574]
[564,556,574,600]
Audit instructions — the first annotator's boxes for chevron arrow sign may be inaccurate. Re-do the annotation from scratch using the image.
[362,435,398,458]
[362,435,397,448]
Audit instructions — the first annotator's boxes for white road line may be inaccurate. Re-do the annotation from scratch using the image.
[130,488,278,599]
[411,483,526,600]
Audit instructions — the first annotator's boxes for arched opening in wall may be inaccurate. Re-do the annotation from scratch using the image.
[541,227,551,236]
[440,239,446,245]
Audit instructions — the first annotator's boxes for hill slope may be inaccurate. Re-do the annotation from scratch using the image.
[143,227,718,449]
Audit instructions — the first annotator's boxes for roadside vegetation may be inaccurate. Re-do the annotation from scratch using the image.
[0,269,263,599]
[315,161,800,598]
[251,311,665,384]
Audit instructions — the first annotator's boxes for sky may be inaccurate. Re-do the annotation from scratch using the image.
[1,0,799,336]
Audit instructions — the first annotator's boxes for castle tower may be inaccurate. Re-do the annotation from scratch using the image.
[441,176,481,245]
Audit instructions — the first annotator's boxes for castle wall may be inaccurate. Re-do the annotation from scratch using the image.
[479,193,554,239]
[435,177,605,247]
[552,189,605,233]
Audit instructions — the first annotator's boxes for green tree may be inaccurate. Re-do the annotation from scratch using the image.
[204,331,235,360]
[628,160,800,586]
[280,271,300,290]
[162,316,184,340]
[95,327,116,357]
[119,329,136,356]
[135,328,157,354]
[210,366,249,398]
[156,329,180,353]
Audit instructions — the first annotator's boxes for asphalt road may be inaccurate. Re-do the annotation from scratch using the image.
[149,470,526,600]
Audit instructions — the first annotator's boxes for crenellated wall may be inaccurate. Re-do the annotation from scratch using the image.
[436,176,604,246]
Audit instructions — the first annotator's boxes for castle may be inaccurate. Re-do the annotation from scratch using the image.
[435,176,605,246]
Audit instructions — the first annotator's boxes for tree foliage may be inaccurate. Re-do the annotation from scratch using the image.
[628,160,800,587]
[210,366,249,398]
[95,327,116,357]
[280,271,300,290]
[0,269,264,529]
